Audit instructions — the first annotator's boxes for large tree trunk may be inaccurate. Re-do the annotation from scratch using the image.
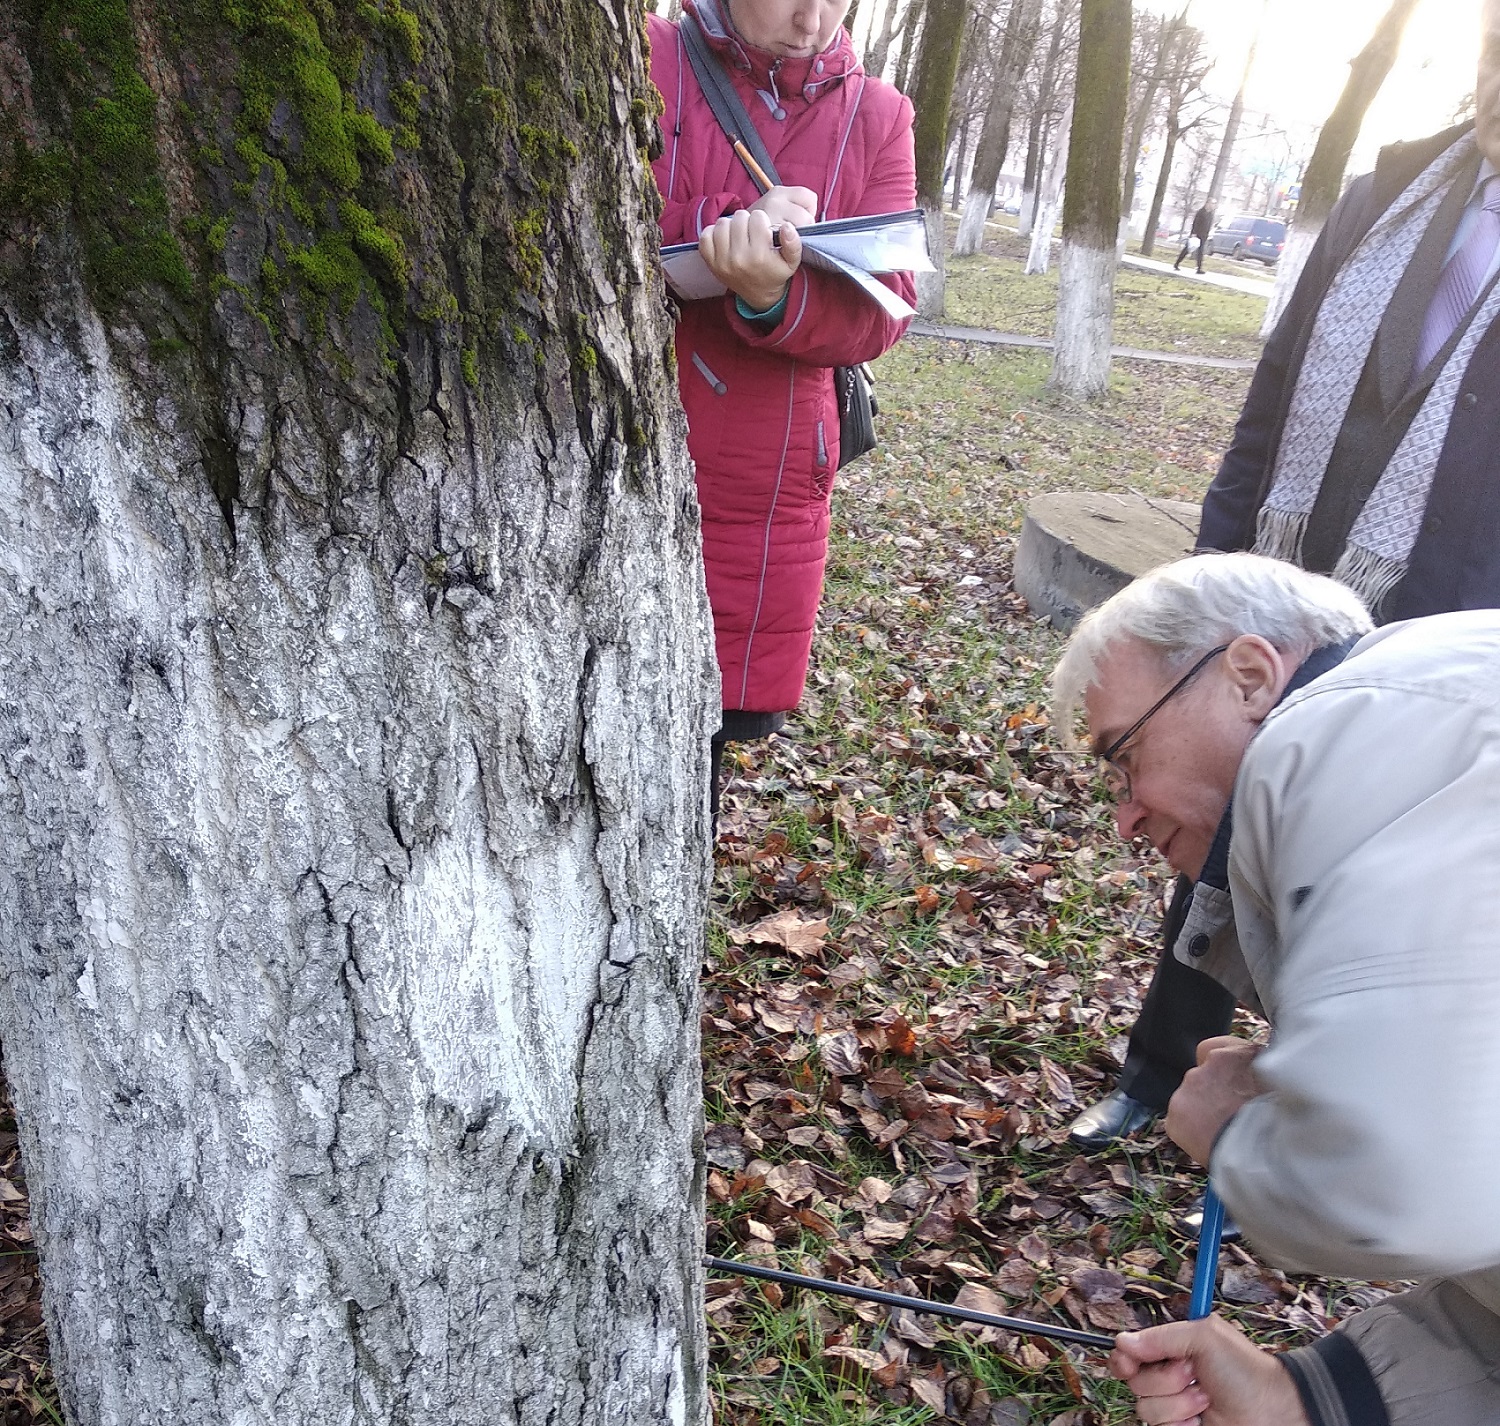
[0,3,715,1424]
[910,0,973,315]
[1260,0,1421,335]
[953,0,1043,256]
[1050,0,1130,397]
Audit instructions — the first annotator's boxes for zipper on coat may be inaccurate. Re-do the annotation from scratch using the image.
[692,352,727,395]
[815,419,828,468]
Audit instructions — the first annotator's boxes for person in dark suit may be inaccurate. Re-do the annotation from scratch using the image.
[1174,203,1214,273]
[1070,8,1500,1161]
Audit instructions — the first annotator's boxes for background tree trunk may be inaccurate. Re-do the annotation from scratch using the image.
[895,0,928,92]
[0,2,715,1424]
[1017,0,1076,240]
[1139,23,1208,256]
[1260,0,1422,334]
[1206,9,1265,211]
[953,0,1042,256]
[1050,0,1130,396]
[1119,5,1185,226]
[866,0,909,82]
[909,0,974,315]
[1024,98,1071,273]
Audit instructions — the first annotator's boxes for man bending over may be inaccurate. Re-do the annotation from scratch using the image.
[1050,553,1500,1424]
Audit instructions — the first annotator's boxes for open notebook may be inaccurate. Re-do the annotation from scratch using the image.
[660,208,933,322]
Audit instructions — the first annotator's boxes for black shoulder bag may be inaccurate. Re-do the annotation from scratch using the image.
[677,14,879,470]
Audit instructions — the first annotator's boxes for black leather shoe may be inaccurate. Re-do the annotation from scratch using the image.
[1066,1088,1160,1151]
[1179,1190,1242,1243]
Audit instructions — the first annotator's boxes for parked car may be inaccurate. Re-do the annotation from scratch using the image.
[1205,215,1286,266]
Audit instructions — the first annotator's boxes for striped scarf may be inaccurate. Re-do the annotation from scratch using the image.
[1254,131,1500,614]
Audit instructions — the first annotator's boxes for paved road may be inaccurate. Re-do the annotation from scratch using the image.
[908,321,1258,372]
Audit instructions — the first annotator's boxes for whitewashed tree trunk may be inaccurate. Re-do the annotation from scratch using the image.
[915,203,948,315]
[1017,183,1037,238]
[1261,221,1321,337]
[1048,0,1130,398]
[1051,241,1117,394]
[1024,105,1071,274]
[0,2,715,1423]
[954,186,993,255]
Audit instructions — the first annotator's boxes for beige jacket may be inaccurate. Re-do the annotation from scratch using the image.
[1189,611,1500,1424]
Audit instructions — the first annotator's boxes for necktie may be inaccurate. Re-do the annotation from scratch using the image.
[1412,176,1500,377]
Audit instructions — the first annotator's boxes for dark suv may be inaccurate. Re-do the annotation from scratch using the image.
[1206,215,1286,266]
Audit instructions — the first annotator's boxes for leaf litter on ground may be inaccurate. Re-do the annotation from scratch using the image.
[706,335,1400,1424]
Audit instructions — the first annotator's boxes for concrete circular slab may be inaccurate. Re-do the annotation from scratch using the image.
[1014,491,1201,629]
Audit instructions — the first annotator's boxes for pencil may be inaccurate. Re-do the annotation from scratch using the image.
[732,139,774,195]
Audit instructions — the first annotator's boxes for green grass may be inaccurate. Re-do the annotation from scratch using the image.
[939,223,1270,363]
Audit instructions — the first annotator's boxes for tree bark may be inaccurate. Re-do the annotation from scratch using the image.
[1050,0,1130,396]
[0,3,715,1424]
[953,0,1043,255]
[910,0,973,315]
[1260,0,1421,334]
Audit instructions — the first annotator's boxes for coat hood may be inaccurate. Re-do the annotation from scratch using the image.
[684,0,861,110]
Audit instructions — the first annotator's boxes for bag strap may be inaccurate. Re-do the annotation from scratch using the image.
[678,13,783,191]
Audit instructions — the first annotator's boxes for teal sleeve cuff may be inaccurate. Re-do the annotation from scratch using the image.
[734,289,789,323]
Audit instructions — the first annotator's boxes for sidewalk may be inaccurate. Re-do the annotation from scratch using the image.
[908,321,1258,372]
[1119,250,1276,300]
[980,218,1277,300]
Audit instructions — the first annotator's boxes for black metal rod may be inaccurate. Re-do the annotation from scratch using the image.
[704,1255,1115,1351]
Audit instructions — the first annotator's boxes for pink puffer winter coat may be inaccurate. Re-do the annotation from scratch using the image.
[648,0,917,716]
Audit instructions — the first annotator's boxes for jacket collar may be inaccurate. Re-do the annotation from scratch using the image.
[685,0,860,108]
[1196,636,1362,894]
[1372,121,1476,213]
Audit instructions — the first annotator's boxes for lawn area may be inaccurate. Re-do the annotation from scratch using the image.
[704,319,1393,1423]
[941,226,1270,364]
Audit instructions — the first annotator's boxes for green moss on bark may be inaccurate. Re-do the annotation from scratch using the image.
[13,0,194,309]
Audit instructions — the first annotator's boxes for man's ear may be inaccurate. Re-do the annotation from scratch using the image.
[1223,635,1292,720]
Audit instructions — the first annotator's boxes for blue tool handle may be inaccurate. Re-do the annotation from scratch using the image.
[1188,1186,1226,1320]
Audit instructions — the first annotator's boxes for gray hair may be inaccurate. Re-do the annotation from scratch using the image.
[1050,553,1374,744]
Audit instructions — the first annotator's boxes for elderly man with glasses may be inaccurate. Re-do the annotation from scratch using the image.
[1051,553,1500,1425]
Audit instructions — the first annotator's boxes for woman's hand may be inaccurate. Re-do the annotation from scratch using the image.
[1110,1317,1311,1426]
[1166,1036,1263,1165]
[749,185,818,226]
[699,199,810,314]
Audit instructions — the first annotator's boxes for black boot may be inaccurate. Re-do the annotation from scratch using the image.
[1066,1088,1160,1151]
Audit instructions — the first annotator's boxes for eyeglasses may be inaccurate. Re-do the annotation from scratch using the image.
[1097,644,1230,803]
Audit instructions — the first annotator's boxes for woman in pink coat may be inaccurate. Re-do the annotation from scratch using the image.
[647,0,917,803]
